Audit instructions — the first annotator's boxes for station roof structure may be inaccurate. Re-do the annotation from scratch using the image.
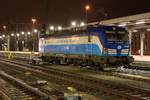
[89,12,150,31]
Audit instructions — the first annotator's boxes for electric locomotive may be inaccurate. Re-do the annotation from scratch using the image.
[38,25,134,69]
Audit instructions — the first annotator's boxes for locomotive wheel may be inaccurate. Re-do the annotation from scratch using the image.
[53,59,60,65]
[32,60,36,65]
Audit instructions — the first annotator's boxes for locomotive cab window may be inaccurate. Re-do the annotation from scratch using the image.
[105,30,129,41]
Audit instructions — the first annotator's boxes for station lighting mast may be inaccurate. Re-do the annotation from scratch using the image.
[85,4,91,23]
[31,18,37,52]
[85,4,91,42]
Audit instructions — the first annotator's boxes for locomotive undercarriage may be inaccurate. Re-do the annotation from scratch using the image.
[38,54,134,70]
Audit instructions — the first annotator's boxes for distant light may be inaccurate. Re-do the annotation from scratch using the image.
[133,30,138,33]
[135,21,145,25]
[17,33,20,37]
[27,32,31,35]
[31,18,36,24]
[3,25,6,30]
[34,29,38,33]
[80,22,85,26]
[21,31,25,35]
[118,22,131,27]
[50,26,54,30]
[11,33,14,36]
[147,29,150,31]
[85,4,91,11]
[58,26,62,30]
[71,21,76,26]
[0,36,2,39]
[118,23,127,27]
[2,35,5,37]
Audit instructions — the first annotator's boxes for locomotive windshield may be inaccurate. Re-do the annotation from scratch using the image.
[105,30,129,41]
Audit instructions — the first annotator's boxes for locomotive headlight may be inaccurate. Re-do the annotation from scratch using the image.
[121,49,129,54]
[108,49,117,54]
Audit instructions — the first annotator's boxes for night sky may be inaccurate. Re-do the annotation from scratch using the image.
[0,0,150,26]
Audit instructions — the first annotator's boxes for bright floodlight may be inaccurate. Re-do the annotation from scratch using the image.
[147,29,150,31]
[133,30,138,33]
[34,29,38,33]
[50,26,54,30]
[2,35,5,37]
[2,35,6,37]
[11,33,14,36]
[80,22,85,26]
[71,21,76,26]
[118,23,127,27]
[17,33,20,37]
[135,21,145,25]
[58,26,62,30]
[27,32,31,35]
[21,31,25,35]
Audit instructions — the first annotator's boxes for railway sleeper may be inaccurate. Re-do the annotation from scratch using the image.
[1,59,150,100]
[0,71,50,100]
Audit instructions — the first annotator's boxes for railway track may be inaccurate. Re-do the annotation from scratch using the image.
[129,62,150,71]
[0,71,49,100]
[0,78,12,100]
[0,58,150,100]
[0,62,71,100]
[2,56,150,83]
[0,79,37,100]
[4,57,150,83]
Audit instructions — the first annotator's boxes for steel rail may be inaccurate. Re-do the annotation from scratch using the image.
[0,59,150,100]
[0,70,50,100]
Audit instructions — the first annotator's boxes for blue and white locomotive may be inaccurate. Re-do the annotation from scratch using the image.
[39,25,134,69]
